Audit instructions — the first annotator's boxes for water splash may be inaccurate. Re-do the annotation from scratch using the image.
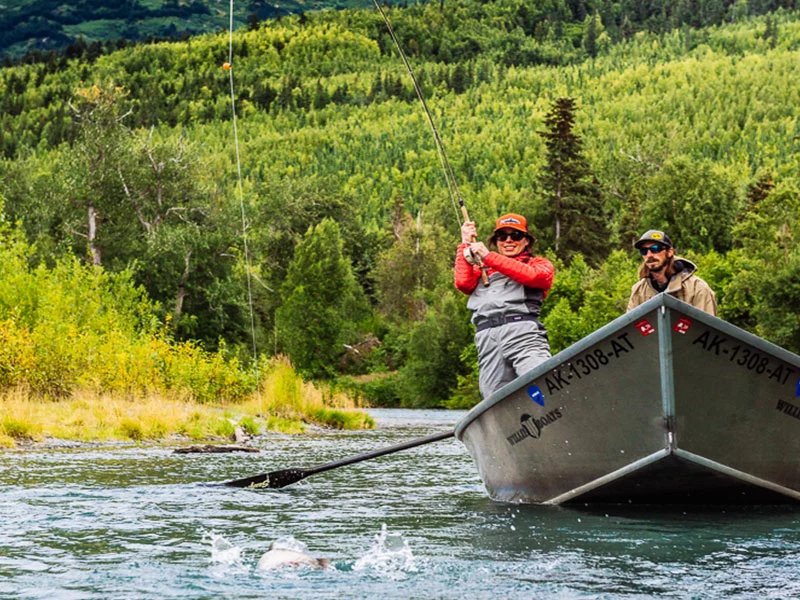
[205,532,242,565]
[353,523,417,579]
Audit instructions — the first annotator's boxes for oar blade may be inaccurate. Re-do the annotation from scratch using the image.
[222,468,306,489]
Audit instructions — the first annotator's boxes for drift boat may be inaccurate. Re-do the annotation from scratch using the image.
[455,294,800,504]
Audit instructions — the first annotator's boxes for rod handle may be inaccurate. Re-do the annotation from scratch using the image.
[461,206,490,286]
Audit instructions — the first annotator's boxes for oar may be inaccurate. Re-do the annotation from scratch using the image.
[222,429,455,489]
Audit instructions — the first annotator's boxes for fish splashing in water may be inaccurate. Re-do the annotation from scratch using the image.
[207,532,242,565]
[257,541,330,570]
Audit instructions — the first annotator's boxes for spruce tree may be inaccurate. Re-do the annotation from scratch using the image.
[582,12,598,58]
[275,218,368,378]
[537,97,608,266]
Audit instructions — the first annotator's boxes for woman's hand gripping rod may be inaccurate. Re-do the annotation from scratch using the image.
[461,209,490,287]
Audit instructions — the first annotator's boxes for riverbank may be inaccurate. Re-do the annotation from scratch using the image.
[0,359,374,448]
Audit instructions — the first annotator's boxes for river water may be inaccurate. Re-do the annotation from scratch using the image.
[1,408,798,599]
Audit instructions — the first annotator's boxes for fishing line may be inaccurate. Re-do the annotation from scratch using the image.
[227,0,259,371]
[372,1,488,284]
[370,0,464,227]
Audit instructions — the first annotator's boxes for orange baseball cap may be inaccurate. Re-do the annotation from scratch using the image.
[493,213,529,234]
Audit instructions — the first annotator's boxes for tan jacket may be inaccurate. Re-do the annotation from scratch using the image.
[627,257,717,316]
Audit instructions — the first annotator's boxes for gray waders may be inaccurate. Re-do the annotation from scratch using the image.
[468,270,551,398]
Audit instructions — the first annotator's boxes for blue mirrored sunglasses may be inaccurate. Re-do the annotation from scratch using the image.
[639,244,667,256]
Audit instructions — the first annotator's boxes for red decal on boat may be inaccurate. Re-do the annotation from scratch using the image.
[635,319,655,336]
[673,317,692,334]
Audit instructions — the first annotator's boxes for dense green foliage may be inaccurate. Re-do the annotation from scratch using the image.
[0,203,255,401]
[2,0,800,407]
[276,218,369,377]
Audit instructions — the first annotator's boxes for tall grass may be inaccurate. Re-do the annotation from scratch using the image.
[0,357,374,447]
[238,356,375,431]
[0,387,236,447]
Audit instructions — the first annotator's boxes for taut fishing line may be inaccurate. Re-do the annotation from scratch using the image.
[226,0,259,373]
[223,0,484,351]
[370,0,464,227]
[372,1,488,284]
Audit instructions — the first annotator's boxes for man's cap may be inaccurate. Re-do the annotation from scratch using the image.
[493,213,529,235]
[634,229,673,249]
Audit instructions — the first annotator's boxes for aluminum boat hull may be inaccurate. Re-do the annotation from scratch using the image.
[455,295,800,504]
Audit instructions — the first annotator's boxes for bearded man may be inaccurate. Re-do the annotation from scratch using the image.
[627,229,717,316]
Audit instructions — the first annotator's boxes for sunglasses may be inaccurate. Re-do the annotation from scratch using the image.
[496,230,527,242]
[639,244,668,256]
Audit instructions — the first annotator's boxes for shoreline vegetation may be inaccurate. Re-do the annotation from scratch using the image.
[0,357,374,449]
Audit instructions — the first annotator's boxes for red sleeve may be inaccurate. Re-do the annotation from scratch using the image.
[454,243,481,294]
[483,253,554,296]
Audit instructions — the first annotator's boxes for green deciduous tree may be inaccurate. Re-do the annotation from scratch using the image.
[64,84,134,266]
[724,179,800,351]
[541,250,638,352]
[118,130,238,343]
[641,157,741,253]
[394,290,474,407]
[246,174,380,339]
[373,207,452,323]
[582,11,608,58]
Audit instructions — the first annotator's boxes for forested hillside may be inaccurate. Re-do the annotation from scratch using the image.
[2,0,799,408]
[1,0,353,61]
[5,0,797,62]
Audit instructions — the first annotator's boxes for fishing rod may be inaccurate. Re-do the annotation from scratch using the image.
[371,0,488,286]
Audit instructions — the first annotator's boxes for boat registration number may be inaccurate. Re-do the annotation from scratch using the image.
[543,332,635,394]
[691,330,796,386]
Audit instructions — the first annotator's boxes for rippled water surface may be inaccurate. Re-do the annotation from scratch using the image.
[1,409,799,599]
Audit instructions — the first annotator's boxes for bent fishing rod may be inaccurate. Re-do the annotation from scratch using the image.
[371,0,488,285]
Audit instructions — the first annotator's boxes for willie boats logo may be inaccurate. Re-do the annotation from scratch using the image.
[506,409,563,446]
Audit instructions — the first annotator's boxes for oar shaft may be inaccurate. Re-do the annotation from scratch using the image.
[305,430,454,477]
[222,429,456,488]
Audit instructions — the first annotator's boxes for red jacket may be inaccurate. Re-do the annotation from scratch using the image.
[454,244,554,296]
